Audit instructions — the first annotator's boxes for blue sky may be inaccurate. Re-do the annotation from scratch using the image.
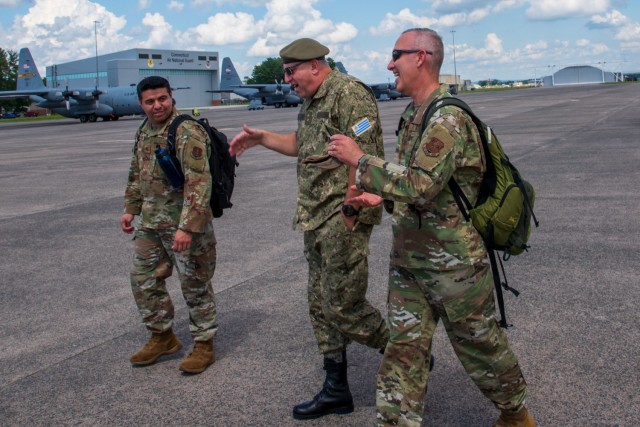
[0,0,639,84]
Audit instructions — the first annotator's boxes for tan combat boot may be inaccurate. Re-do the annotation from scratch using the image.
[130,329,182,366]
[179,339,215,374]
[493,406,536,427]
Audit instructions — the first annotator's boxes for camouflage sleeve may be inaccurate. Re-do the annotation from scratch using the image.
[123,136,142,215]
[356,112,464,207]
[335,82,382,157]
[176,123,212,233]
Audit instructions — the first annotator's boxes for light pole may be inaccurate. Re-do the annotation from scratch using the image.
[597,61,606,83]
[451,30,458,92]
[94,21,100,87]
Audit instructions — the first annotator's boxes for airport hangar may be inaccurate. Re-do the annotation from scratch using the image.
[542,64,624,86]
[45,48,223,108]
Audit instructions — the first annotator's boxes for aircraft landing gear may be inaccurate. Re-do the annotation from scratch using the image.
[88,114,98,122]
[79,115,89,123]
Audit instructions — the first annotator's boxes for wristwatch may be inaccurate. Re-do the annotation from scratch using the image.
[341,204,359,217]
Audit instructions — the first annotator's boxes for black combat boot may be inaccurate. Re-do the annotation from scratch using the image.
[292,351,354,420]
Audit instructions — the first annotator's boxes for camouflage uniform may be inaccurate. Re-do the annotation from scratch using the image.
[355,85,528,426]
[296,69,389,356]
[124,108,218,342]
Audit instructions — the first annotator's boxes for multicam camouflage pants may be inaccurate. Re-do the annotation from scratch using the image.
[130,224,218,341]
[303,212,389,356]
[377,265,527,426]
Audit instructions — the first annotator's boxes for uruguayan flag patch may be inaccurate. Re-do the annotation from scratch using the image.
[352,118,372,137]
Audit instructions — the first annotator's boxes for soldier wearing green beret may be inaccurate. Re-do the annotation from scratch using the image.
[121,76,218,375]
[230,38,389,420]
[328,28,536,427]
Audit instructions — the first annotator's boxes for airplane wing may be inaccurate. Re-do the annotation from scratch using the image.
[0,89,50,98]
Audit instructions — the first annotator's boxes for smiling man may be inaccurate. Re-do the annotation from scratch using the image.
[120,76,218,375]
[327,28,536,427]
[230,38,389,420]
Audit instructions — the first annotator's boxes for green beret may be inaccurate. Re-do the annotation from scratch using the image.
[279,38,330,63]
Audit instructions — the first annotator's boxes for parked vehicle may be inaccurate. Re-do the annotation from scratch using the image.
[1,112,18,119]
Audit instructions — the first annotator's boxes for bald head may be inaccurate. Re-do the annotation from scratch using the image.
[401,28,444,75]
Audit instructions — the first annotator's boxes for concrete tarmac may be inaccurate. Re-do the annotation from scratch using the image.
[1,83,638,426]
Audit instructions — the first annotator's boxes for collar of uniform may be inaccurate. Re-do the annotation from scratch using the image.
[409,84,449,125]
[311,69,341,101]
[141,107,180,137]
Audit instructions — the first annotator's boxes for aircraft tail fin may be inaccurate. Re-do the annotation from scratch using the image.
[335,62,348,74]
[17,48,45,91]
[220,57,242,90]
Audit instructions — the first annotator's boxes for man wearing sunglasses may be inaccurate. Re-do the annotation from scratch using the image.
[229,38,389,420]
[327,28,535,427]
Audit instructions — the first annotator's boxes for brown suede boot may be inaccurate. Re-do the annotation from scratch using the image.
[493,407,536,427]
[130,329,182,366]
[179,339,215,374]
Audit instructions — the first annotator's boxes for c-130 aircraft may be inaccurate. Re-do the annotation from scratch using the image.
[0,48,142,123]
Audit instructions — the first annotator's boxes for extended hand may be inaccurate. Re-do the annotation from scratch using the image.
[229,124,262,156]
[328,134,363,167]
[346,186,384,208]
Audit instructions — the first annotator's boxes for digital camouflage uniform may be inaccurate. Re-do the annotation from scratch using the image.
[296,69,389,356]
[124,108,218,342]
[355,85,528,426]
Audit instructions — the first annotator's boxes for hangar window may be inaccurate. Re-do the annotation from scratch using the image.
[198,56,206,60]
[138,53,149,59]
[152,54,162,59]
[209,56,217,61]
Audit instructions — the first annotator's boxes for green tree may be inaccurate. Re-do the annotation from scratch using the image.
[0,47,29,113]
[246,56,339,84]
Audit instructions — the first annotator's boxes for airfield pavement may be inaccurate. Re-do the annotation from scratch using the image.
[0,83,638,427]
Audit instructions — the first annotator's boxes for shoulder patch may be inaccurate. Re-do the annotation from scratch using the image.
[424,137,445,157]
[191,146,204,160]
[352,117,373,137]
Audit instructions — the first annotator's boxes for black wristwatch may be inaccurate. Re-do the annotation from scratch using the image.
[341,204,359,217]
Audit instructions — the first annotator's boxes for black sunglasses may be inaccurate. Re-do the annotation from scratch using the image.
[284,62,305,76]
[392,49,433,62]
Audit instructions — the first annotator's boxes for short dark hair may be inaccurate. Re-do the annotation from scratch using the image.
[136,76,171,100]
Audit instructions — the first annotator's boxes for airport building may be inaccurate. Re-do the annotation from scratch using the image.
[542,65,624,87]
[45,48,221,108]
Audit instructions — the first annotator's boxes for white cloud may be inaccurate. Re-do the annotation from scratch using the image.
[185,12,259,45]
[431,0,486,14]
[168,0,184,11]
[369,8,438,35]
[588,10,628,28]
[138,0,151,9]
[141,12,175,47]
[588,10,640,42]
[468,7,491,23]
[0,0,24,6]
[3,0,131,75]
[493,0,526,13]
[242,0,358,57]
[615,22,640,41]
[526,0,611,20]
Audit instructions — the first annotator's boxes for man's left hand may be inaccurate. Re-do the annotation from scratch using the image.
[328,135,363,167]
[172,229,192,252]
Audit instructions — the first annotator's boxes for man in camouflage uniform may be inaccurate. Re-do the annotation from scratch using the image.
[120,76,217,375]
[229,38,389,420]
[328,29,536,427]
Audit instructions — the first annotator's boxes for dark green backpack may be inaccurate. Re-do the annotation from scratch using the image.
[414,96,539,327]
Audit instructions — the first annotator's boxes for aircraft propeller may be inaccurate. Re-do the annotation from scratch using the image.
[274,79,283,95]
[92,88,103,109]
[62,86,73,110]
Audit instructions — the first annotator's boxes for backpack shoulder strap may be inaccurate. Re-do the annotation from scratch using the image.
[166,114,196,153]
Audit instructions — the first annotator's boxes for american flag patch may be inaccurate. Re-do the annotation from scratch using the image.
[352,118,372,136]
